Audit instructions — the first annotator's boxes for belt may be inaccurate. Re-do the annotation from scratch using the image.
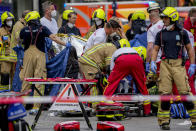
[114,53,138,62]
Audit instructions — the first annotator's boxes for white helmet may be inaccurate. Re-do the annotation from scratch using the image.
[147,3,160,13]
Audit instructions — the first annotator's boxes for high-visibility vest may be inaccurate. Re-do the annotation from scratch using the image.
[0,37,17,62]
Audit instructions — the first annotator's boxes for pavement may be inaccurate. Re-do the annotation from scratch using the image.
[25,111,193,131]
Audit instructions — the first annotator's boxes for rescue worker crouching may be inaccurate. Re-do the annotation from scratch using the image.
[103,44,151,116]
[85,8,107,39]
[151,7,196,130]
[19,11,67,115]
[0,11,15,90]
[84,17,124,53]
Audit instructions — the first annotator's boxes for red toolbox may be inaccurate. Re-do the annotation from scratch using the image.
[54,121,80,131]
[97,121,124,131]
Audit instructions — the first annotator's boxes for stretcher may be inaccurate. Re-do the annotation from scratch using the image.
[115,78,144,117]
[25,78,97,130]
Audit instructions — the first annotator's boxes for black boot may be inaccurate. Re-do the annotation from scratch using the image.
[190,122,196,130]
[160,123,170,130]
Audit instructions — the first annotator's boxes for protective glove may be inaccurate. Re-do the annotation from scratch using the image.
[188,64,195,77]
[145,62,150,73]
[150,61,157,74]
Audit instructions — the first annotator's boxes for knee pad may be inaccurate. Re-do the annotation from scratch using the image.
[161,101,171,110]
[183,101,194,110]
[1,73,9,85]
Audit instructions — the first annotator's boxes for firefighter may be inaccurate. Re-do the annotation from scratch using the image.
[126,10,147,41]
[0,11,15,90]
[151,7,196,130]
[19,11,66,114]
[61,9,75,26]
[11,10,30,57]
[85,8,106,39]
[58,10,81,36]
[103,46,151,115]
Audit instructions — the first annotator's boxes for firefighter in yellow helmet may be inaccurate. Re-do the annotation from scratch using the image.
[151,7,196,130]
[58,9,81,36]
[20,11,66,115]
[85,8,106,39]
[62,9,74,26]
[126,10,147,41]
[11,10,30,59]
[104,44,151,116]
[0,11,15,90]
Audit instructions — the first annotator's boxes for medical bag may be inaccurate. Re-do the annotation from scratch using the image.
[54,121,80,131]
[97,121,124,131]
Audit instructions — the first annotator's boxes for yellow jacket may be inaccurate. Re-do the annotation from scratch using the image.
[79,43,117,70]
[10,18,26,56]
[0,27,17,62]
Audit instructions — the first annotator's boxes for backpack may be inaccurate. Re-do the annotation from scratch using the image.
[7,103,31,131]
[170,103,190,119]
[7,103,27,121]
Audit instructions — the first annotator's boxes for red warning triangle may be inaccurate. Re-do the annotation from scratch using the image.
[56,84,78,103]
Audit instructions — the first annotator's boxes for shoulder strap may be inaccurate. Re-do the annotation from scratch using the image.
[28,26,43,45]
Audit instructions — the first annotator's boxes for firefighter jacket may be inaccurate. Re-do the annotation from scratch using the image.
[79,43,117,71]
[11,18,26,57]
[0,27,16,62]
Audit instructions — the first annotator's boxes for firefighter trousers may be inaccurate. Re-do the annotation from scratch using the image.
[0,61,15,90]
[103,54,151,115]
[19,45,47,109]
[79,62,100,108]
[157,59,196,125]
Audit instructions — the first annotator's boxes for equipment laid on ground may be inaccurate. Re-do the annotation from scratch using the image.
[171,103,190,119]
[0,90,31,131]
[96,101,125,121]
[97,121,124,131]
[54,121,80,131]
[115,78,144,117]
[8,119,31,131]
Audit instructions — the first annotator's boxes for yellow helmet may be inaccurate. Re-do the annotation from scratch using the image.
[133,46,147,60]
[1,11,14,25]
[119,39,130,48]
[92,8,106,21]
[131,11,146,21]
[160,7,179,22]
[24,11,40,23]
[62,9,74,20]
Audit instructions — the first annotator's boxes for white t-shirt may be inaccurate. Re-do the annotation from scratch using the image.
[147,20,164,62]
[83,28,107,53]
[184,29,194,57]
[40,17,58,34]
[186,29,194,47]
[110,47,138,70]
